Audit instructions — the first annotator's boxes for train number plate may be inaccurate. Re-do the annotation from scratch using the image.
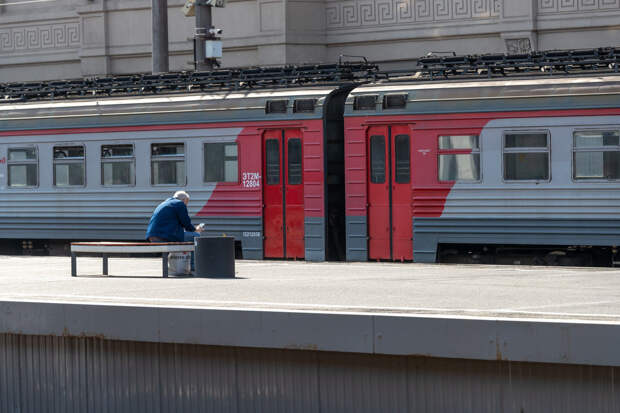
[242,172,261,188]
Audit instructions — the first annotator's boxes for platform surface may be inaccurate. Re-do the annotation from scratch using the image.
[1,255,620,321]
[3,256,620,366]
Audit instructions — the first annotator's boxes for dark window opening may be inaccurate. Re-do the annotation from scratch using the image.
[370,135,386,184]
[503,132,549,181]
[354,95,377,111]
[287,138,302,185]
[151,143,185,185]
[53,145,85,187]
[101,144,135,186]
[293,99,316,113]
[573,130,620,180]
[383,94,407,109]
[204,142,238,182]
[394,134,410,183]
[266,100,288,114]
[7,147,38,188]
[265,139,280,185]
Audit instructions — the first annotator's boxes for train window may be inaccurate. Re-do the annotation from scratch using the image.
[151,143,185,185]
[101,144,135,186]
[293,99,316,113]
[573,130,620,180]
[354,95,377,111]
[204,142,238,183]
[370,135,386,183]
[265,139,280,185]
[266,100,288,114]
[383,94,407,110]
[438,135,480,182]
[503,132,549,181]
[394,134,410,183]
[7,147,38,188]
[287,138,302,185]
[53,145,85,187]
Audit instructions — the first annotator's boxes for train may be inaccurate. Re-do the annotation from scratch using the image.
[1,48,620,265]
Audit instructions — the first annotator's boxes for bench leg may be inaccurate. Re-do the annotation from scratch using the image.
[103,254,108,276]
[71,252,77,277]
[162,252,168,278]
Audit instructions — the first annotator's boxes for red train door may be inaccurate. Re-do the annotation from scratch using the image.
[367,125,412,261]
[263,129,305,259]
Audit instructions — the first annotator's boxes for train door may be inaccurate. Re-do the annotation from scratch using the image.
[263,129,305,259]
[367,125,412,261]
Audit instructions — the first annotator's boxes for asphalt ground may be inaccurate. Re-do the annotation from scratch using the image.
[1,255,620,322]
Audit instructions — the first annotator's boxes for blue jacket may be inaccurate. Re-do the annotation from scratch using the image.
[145,198,196,242]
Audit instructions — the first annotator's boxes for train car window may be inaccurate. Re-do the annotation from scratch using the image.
[7,147,38,188]
[265,139,280,185]
[204,142,238,183]
[370,135,386,183]
[354,95,377,111]
[287,138,302,185]
[383,94,407,110]
[53,145,85,187]
[101,144,135,186]
[151,143,185,185]
[438,135,480,182]
[293,99,316,113]
[503,132,549,181]
[394,134,410,183]
[573,130,620,180]
[266,100,288,114]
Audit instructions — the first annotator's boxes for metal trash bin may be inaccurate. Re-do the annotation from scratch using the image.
[194,236,235,278]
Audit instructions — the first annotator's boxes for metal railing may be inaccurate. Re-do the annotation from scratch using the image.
[2,47,619,102]
[0,63,379,102]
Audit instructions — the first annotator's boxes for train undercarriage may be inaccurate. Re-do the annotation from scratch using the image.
[2,237,619,267]
[437,243,619,267]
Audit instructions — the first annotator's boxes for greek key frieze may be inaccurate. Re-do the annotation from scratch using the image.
[538,0,620,14]
[0,23,81,53]
[326,0,501,28]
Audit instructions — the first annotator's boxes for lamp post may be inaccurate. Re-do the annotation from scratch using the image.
[152,0,169,74]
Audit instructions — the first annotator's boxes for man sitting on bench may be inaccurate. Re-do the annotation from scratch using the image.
[146,191,204,272]
[146,190,204,243]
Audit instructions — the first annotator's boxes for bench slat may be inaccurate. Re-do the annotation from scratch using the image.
[71,243,194,254]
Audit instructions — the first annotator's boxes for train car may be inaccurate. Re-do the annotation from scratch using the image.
[0,79,354,260]
[344,75,620,265]
[2,49,620,265]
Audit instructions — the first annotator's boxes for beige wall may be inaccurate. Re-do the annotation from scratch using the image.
[1,0,619,82]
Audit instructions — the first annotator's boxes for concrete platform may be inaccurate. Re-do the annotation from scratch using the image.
[2,256,620,367]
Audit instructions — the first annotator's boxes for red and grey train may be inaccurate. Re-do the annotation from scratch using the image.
[1,53,620,265]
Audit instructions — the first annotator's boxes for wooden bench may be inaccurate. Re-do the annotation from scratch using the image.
[70,242,195,278]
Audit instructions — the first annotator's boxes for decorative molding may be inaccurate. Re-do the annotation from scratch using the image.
[538,0,620,14]
[326,0,502,29]
[0,22,80,54]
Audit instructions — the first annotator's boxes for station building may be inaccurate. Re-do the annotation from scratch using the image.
[1,0,620,82]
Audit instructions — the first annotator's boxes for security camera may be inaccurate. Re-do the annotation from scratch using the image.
[182,0,195,16]
[209,28,223,35]
[205,0,226,7]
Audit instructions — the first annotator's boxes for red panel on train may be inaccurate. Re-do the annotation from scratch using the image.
[390,124,413,261]
[284,129,304,258]
[262,129,305,259]
[367,125,390,260]
[263,130,284,258]
[366,125,413,261]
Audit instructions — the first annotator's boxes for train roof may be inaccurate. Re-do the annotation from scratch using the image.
[0,86,342,131]
[345,74,620,115]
